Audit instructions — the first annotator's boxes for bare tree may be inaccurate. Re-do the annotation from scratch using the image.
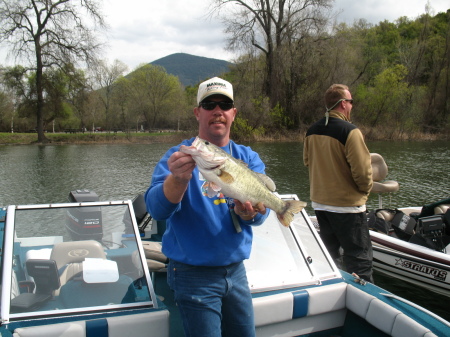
[0,0,107,142]
[211,0,333,107]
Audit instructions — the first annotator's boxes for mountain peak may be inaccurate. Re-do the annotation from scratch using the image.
[150,53,233,86]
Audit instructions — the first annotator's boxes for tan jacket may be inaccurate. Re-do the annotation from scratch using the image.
[303,111,373,207]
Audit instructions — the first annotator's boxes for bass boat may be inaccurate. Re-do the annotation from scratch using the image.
[0,190,449,336]
[368,153,450,297]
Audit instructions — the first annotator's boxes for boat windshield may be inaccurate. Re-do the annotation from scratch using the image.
[1,201,156,321]
[245,194,340,292]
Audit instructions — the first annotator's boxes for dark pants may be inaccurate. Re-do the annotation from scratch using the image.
[315,210,374,283]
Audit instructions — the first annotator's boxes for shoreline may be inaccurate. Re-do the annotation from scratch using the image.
[0,129,447,145]
[0,132,191,146]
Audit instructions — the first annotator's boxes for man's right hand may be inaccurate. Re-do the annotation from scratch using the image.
[164,151,196,203]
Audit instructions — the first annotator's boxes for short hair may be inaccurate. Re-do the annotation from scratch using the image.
[325,84,349,109]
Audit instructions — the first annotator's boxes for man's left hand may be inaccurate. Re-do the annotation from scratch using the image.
[234,200,266,220]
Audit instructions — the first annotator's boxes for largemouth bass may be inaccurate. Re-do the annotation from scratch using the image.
[180,137,306,227]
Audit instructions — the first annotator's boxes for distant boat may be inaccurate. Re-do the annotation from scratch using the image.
[368,153,450,297]
[369,205,450,297]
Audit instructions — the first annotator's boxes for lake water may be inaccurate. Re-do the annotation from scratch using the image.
[0,140,449,320]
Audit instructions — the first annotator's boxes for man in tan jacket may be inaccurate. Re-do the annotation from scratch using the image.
[304,84,374,282]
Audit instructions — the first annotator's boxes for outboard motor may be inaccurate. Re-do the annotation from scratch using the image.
[66,190,103,241]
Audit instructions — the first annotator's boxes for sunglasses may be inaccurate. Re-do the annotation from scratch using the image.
[344,99,353,104]
[199,101,234,111]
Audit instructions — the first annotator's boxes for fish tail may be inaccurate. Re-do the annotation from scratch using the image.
[277,200,307,227]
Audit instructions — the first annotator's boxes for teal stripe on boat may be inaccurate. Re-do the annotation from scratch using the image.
[292,291,309,318]
[86,318,108,337]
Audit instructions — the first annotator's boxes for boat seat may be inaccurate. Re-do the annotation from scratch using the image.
[434,204,449,215]
[253,282,439,337]
[10,259,60,313]
[50,240,106,266]
[142,241,168,273]
[370,153,400,208]
[123,193,152,233]
[12,310,170,337]
[133,193,152,229]
[253,282,348,334]
[375,209,417,239]
[50,240,106,295]
[59,274,135,308]
[346,285,438,337]
[376,209,395,222]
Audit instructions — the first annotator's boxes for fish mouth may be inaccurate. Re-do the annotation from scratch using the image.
[191,137,201,147]
[189,137,227,170]
[200,158,223,170]
[198,160,224,170]
[197,155,226,170]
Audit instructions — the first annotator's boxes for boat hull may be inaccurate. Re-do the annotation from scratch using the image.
[371,230,450,296]
[311,210,450,297]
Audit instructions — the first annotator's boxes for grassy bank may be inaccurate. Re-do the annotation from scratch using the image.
[0,131,306,145]
[0,131,192,145]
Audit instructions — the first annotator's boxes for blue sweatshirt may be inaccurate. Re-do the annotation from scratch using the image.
[145,137,270,266]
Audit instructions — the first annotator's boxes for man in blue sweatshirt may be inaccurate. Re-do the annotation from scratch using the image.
[145,77,269,337]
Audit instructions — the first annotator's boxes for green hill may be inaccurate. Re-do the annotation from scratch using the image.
[150,53,233,87]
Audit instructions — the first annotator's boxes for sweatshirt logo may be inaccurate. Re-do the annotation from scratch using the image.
[198,173,227,205]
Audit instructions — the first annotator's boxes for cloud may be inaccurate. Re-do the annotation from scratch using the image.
[334,0,448,24]
[102,0,235,70]
[1,0,447,70]
[104,0,448,70]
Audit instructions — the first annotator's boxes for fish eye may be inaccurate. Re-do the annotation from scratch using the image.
[205,141,209,145]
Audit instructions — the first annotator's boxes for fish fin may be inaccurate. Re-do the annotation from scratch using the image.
[277,213,293,227]
[277,200,307,227]
[255,173,277,192]
[218,170,235,184]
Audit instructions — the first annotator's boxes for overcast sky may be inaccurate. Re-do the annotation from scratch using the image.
[1,0,448,71]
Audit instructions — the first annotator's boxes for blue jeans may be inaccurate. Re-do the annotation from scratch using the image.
[167,260,255,337]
